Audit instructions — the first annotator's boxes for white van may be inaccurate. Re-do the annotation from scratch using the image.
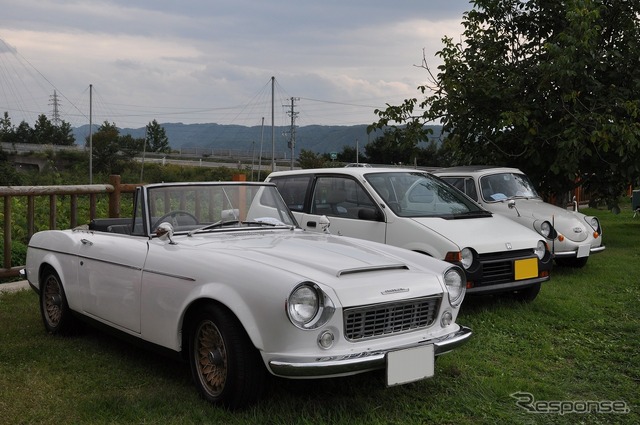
[267,167,553,301]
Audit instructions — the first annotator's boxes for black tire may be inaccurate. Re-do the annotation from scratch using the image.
[510,282,541,302]
[555,257,588,268]
[39,267,77,335]
[188,305,266,409]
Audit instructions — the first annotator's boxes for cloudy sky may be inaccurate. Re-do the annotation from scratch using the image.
[0,0,471,129]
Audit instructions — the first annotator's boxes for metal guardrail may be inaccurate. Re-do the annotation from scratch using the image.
[0,175,137,279]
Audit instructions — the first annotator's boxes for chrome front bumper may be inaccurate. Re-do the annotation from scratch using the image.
[553,244,605,258]
[268,326,472,378]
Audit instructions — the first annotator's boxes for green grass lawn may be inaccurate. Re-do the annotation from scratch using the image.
[1,207,638,424]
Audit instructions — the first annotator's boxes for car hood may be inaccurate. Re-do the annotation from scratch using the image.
[487,198,592,242]
[408,214,540,253]
[183,231,447,305]
[189,231,425,275]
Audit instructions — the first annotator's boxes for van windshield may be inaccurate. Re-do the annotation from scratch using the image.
[366,171,490,219]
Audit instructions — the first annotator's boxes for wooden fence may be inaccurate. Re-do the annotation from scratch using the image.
[0,175,138,279]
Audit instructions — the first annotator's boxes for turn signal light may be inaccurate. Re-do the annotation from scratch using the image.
[593,231,599,238]
[445,251,462,262]
[558,234,565,242]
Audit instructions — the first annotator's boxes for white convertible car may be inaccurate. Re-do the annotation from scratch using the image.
[24,181,471,409]
[435,166,605,268]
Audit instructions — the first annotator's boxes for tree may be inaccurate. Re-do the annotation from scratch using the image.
[88,121,142,174]
[33,114,56,144]
[55,121,75,146]
[14,121,32,144]
[371,0,640,205]
[146,119,170,153]
[365,130,425,165]
[297,149,327,169]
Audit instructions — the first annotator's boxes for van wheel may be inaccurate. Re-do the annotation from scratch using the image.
[510,282,541,302]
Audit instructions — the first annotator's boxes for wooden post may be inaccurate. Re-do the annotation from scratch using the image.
[109,175,121,218]
[4,196,12,270]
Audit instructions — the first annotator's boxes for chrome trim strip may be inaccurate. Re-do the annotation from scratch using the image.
[268,326,472,378]
[143,269,197,282]
[337,264,408,277]
[78,255,142,271]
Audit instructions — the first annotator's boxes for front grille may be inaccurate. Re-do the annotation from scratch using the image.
[477,249,534,286]
[344,296,441,342]
[481,260,513,285]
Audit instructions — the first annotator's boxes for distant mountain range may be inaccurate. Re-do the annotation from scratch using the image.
[72,123,443,154]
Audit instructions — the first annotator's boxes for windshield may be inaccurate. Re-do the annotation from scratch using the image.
[365,171,489,218]
[143,183,297,235]
[479,172,539,202]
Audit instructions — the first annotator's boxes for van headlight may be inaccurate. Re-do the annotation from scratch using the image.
[460,248,474,269]
[287,282,334,329]
[444,267,466,307]
[534,240,547,260]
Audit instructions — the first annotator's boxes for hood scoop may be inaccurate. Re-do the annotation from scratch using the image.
[337,263,408,277]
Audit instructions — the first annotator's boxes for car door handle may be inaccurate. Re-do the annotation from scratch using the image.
[81,239,93,246]
[306,221,317,228]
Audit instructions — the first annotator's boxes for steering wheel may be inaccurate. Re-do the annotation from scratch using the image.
[153,210,199,229]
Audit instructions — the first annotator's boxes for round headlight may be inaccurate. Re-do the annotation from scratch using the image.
[288,284,319,327]
[534,240,547,260]
[444,267,466,307]
[540,221,551,238]
[589,217,600,231]
[460,248,474,269]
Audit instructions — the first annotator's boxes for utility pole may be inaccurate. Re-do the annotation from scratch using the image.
[285,97,299,169]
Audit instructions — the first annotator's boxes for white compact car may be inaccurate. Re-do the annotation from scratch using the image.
[266,168,553,301]
[24,181,471,409]
[434,166,605,267]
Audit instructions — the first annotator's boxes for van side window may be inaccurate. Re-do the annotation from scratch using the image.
[464,178,479,201]
[270,176,310,212]
[312,177,379,220]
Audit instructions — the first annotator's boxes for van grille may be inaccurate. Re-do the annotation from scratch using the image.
[477,249,534,286]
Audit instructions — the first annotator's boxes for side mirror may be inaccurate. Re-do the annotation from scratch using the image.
[507,200,521,217]
[318,215,331,234]
[358,208,382,221]
[156,222,177,244]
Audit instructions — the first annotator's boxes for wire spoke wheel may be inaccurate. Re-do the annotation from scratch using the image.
[194,320,228,397]
[39,268,76,335]
[43,275,63,328]
[188,305,266,409]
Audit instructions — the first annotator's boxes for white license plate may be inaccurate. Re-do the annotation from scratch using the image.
[386,345,434,386]
[577,244,591,258]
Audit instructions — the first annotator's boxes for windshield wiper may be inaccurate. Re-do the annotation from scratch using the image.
[453,210,492,219]
[187,220,240,236]
[240,220,278,227]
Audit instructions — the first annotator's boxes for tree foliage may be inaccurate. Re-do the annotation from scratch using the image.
[145,119,171,153]
[371,0,640,204]
[297,149,328,169]
[0,112,75,146]
[87,121,143,174]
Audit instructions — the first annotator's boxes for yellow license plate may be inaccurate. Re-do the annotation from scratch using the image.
[514,258,538,280]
